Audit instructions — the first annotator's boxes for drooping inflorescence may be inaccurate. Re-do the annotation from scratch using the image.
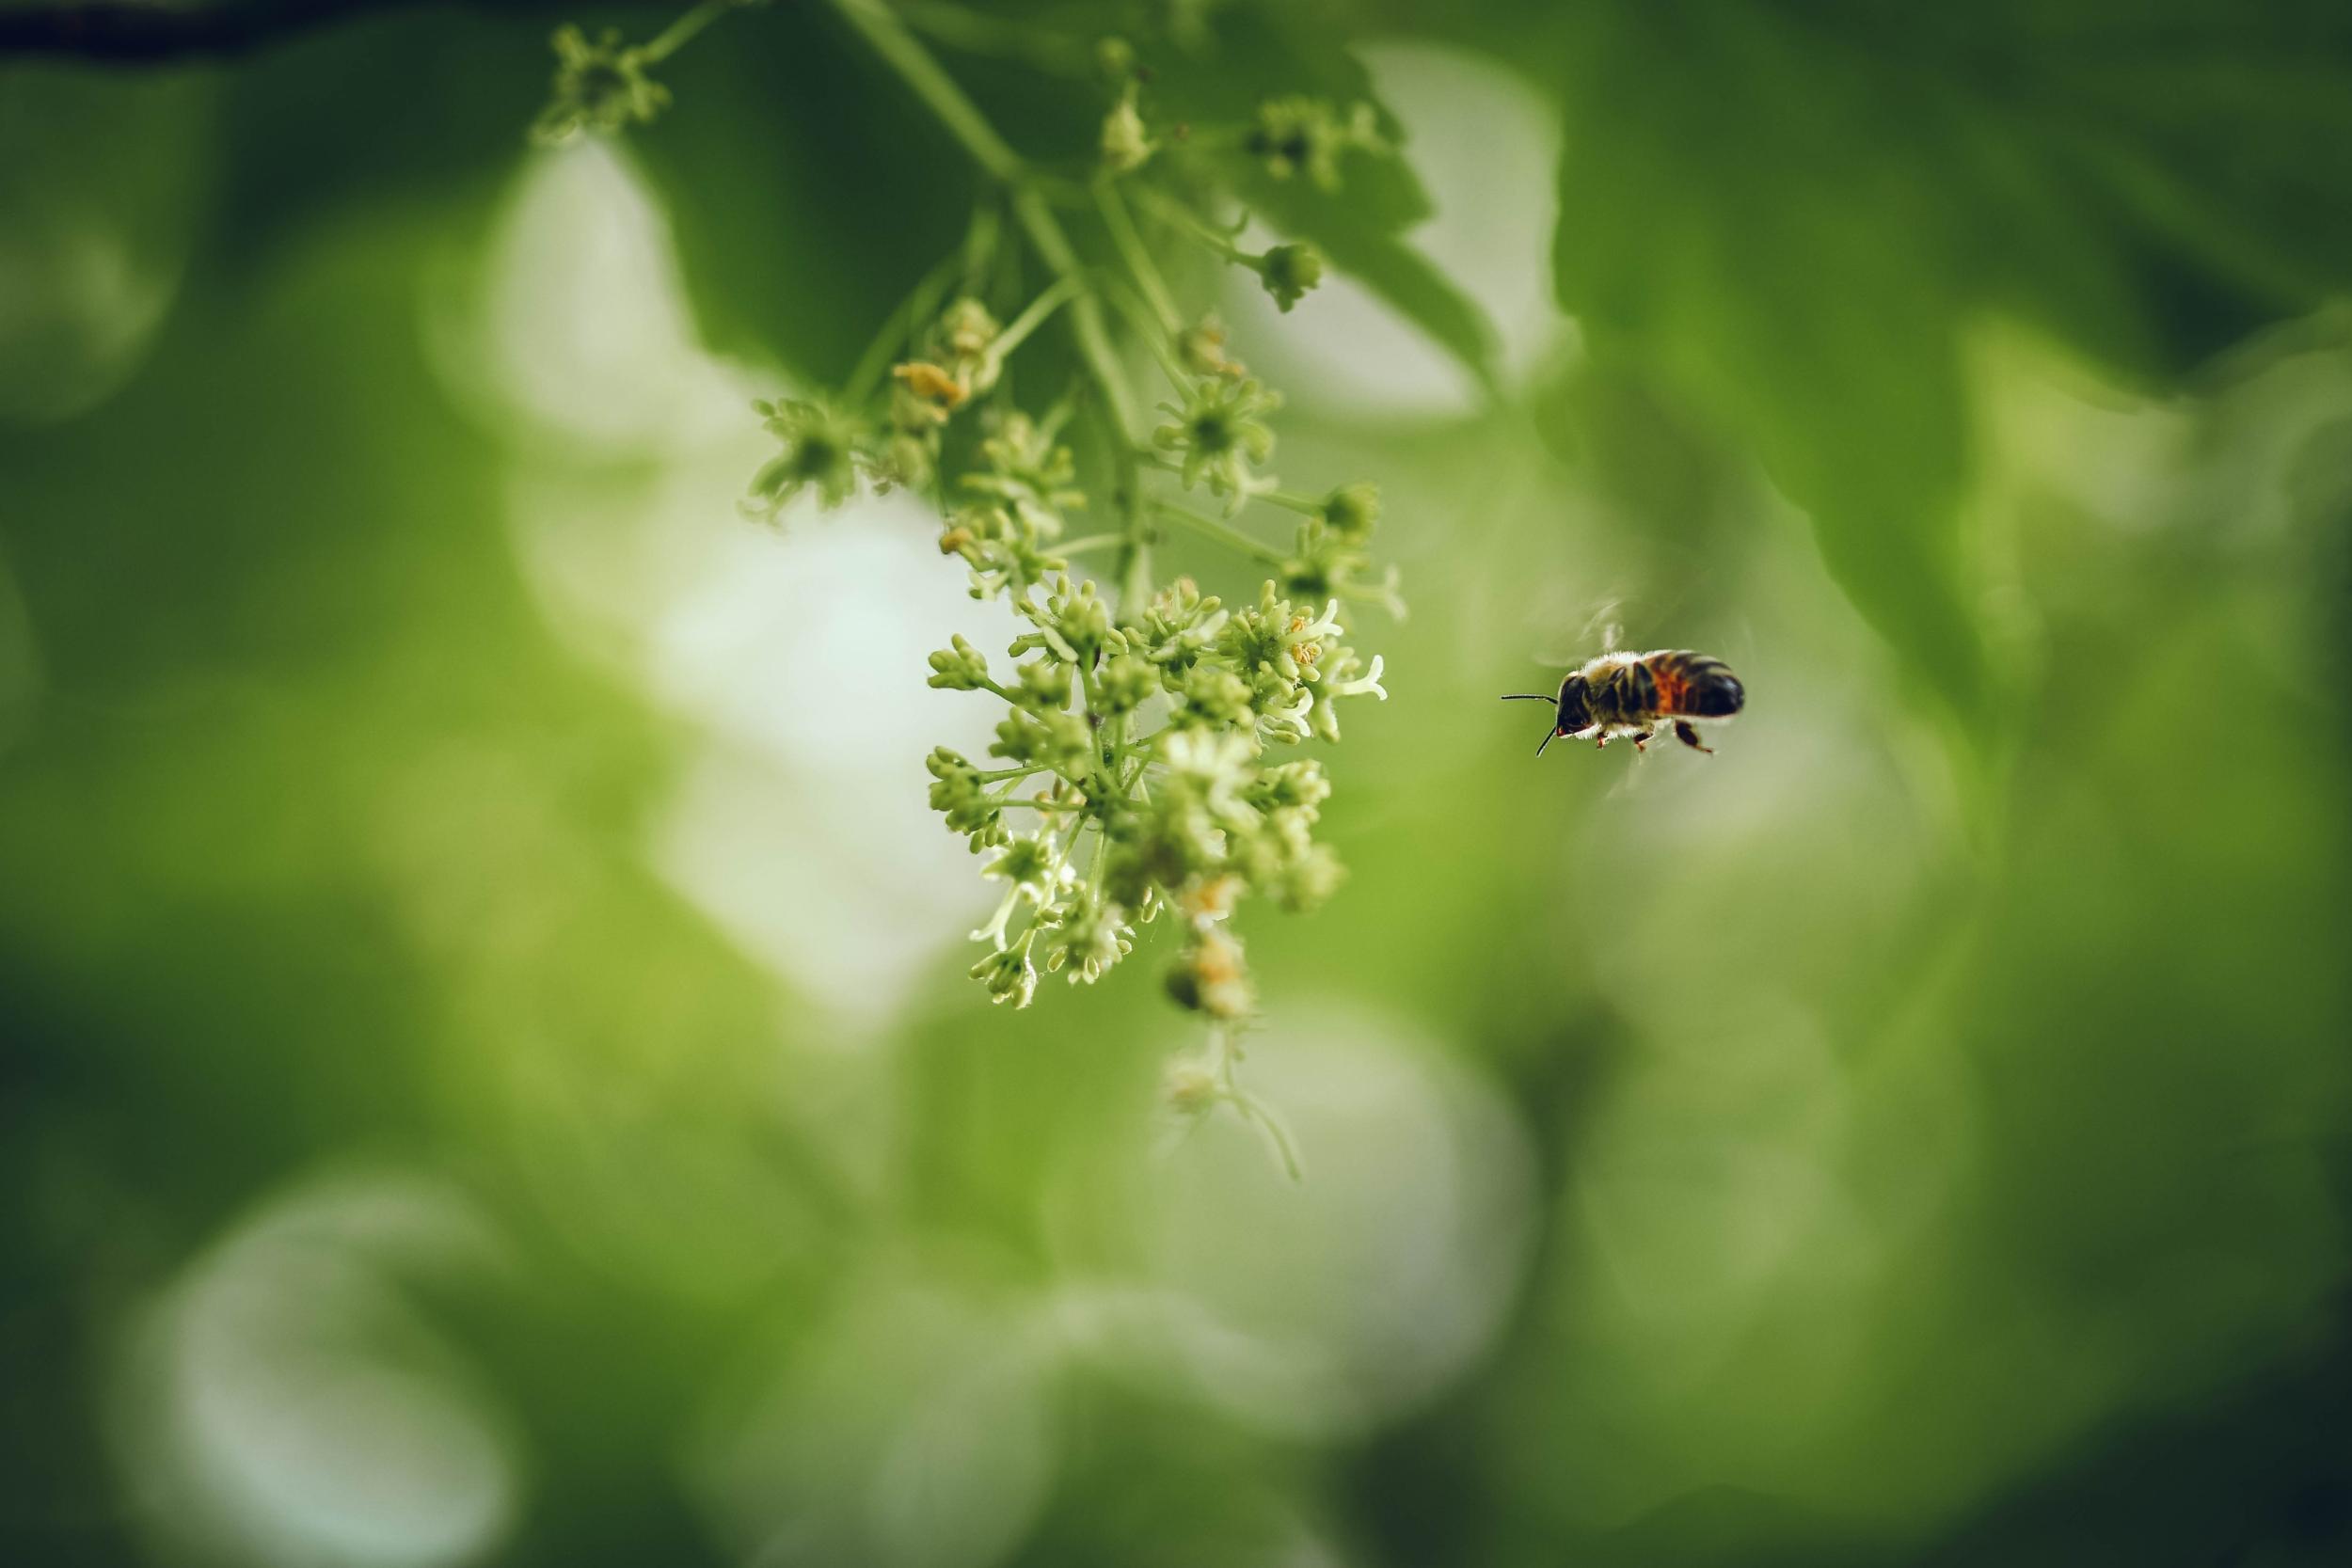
[531,0,1403,1158]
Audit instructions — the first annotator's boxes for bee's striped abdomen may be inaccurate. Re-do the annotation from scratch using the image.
[1645,652,1744,719]
[1624,659,1659,716]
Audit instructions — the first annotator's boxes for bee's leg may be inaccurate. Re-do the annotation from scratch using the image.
[1629,729,1654,753]
[1673,720,1713,754]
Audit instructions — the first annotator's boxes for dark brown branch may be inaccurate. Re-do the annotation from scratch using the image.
[0,0,570,63]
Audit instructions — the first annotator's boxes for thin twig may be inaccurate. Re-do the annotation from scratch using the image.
[1152,499,1286,565]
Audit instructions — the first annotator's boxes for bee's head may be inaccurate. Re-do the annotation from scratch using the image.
[1554,673,1593,736]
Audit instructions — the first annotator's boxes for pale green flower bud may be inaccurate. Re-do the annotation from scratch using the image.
[970,940,1039,1008]
[1044,889,1133,985]
[1321,482,1379,544]
[927,635,993,691]
[1254,243,1325,313]
[1098,653,1163,715]
[1016,658,1071,710]
[1101,93,1154,174]
[1175,666,1253,727]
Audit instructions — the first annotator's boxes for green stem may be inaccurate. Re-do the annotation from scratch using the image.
[1010,185,1140,438]
[829,0,1150,612]
[1259,486,1326,517]
[1056,532,1124,554]
[846,246,963,404]
[1076,664,1120,800]
[961,198,1003,291]
[1196,1025,1302,1181]
[1096,278,1195,393]
[983,273,1084,373]
[1152,499,1286,565]
[1036,386,1078,443]
[1095,175,1184,334]
[830,0,1023,180]
[893,0,1095,75]
[1133,184,1251,265]
[1022,174,1095,209]
[1113,442,1151,616]
[1086,824,1110,893]
[1234,1089,1304,1182]
[643,0,747,62]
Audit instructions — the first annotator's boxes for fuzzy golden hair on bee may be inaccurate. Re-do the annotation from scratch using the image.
[1502,649,1744,757]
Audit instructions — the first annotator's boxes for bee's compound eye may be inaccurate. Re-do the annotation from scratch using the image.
[1554,675,1593,735]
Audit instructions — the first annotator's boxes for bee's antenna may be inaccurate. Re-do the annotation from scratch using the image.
[1535,728,1560,757]
[1499,694,1555,703]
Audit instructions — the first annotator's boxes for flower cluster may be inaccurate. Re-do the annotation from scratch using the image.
[743,398,864,517]
[532,25,671,145]
[924,562,1385,1019]
[538,0,1406,1145]
[1246,97,1387,189]
[530,3,763,147]
[1155,378,1281,513]
[894,298,1003,419]
[864,153,1392,1049]
[1278,483,1405,618]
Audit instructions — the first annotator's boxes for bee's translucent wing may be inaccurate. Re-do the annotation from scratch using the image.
[1581,596,1625,655]
[1527,590,1629,667]
[1606,746,1654,799]
[1585,622,1622,655]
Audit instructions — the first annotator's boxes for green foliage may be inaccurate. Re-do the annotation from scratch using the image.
[1540,0,2352,721]
[5,3,2352,1565]
[0,68,213,423]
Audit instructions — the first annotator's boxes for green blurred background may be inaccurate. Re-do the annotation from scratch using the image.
[5,2,2350,1564]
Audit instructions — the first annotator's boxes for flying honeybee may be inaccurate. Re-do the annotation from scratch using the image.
[1502,650,1746,757]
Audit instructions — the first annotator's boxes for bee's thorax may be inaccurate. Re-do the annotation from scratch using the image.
[1573,650,1745,728]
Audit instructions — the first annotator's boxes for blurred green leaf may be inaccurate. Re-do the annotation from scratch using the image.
[206,7,562,261]
[0,68,214,424]
[628,4,994,386]
[1276,203,1501,393]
